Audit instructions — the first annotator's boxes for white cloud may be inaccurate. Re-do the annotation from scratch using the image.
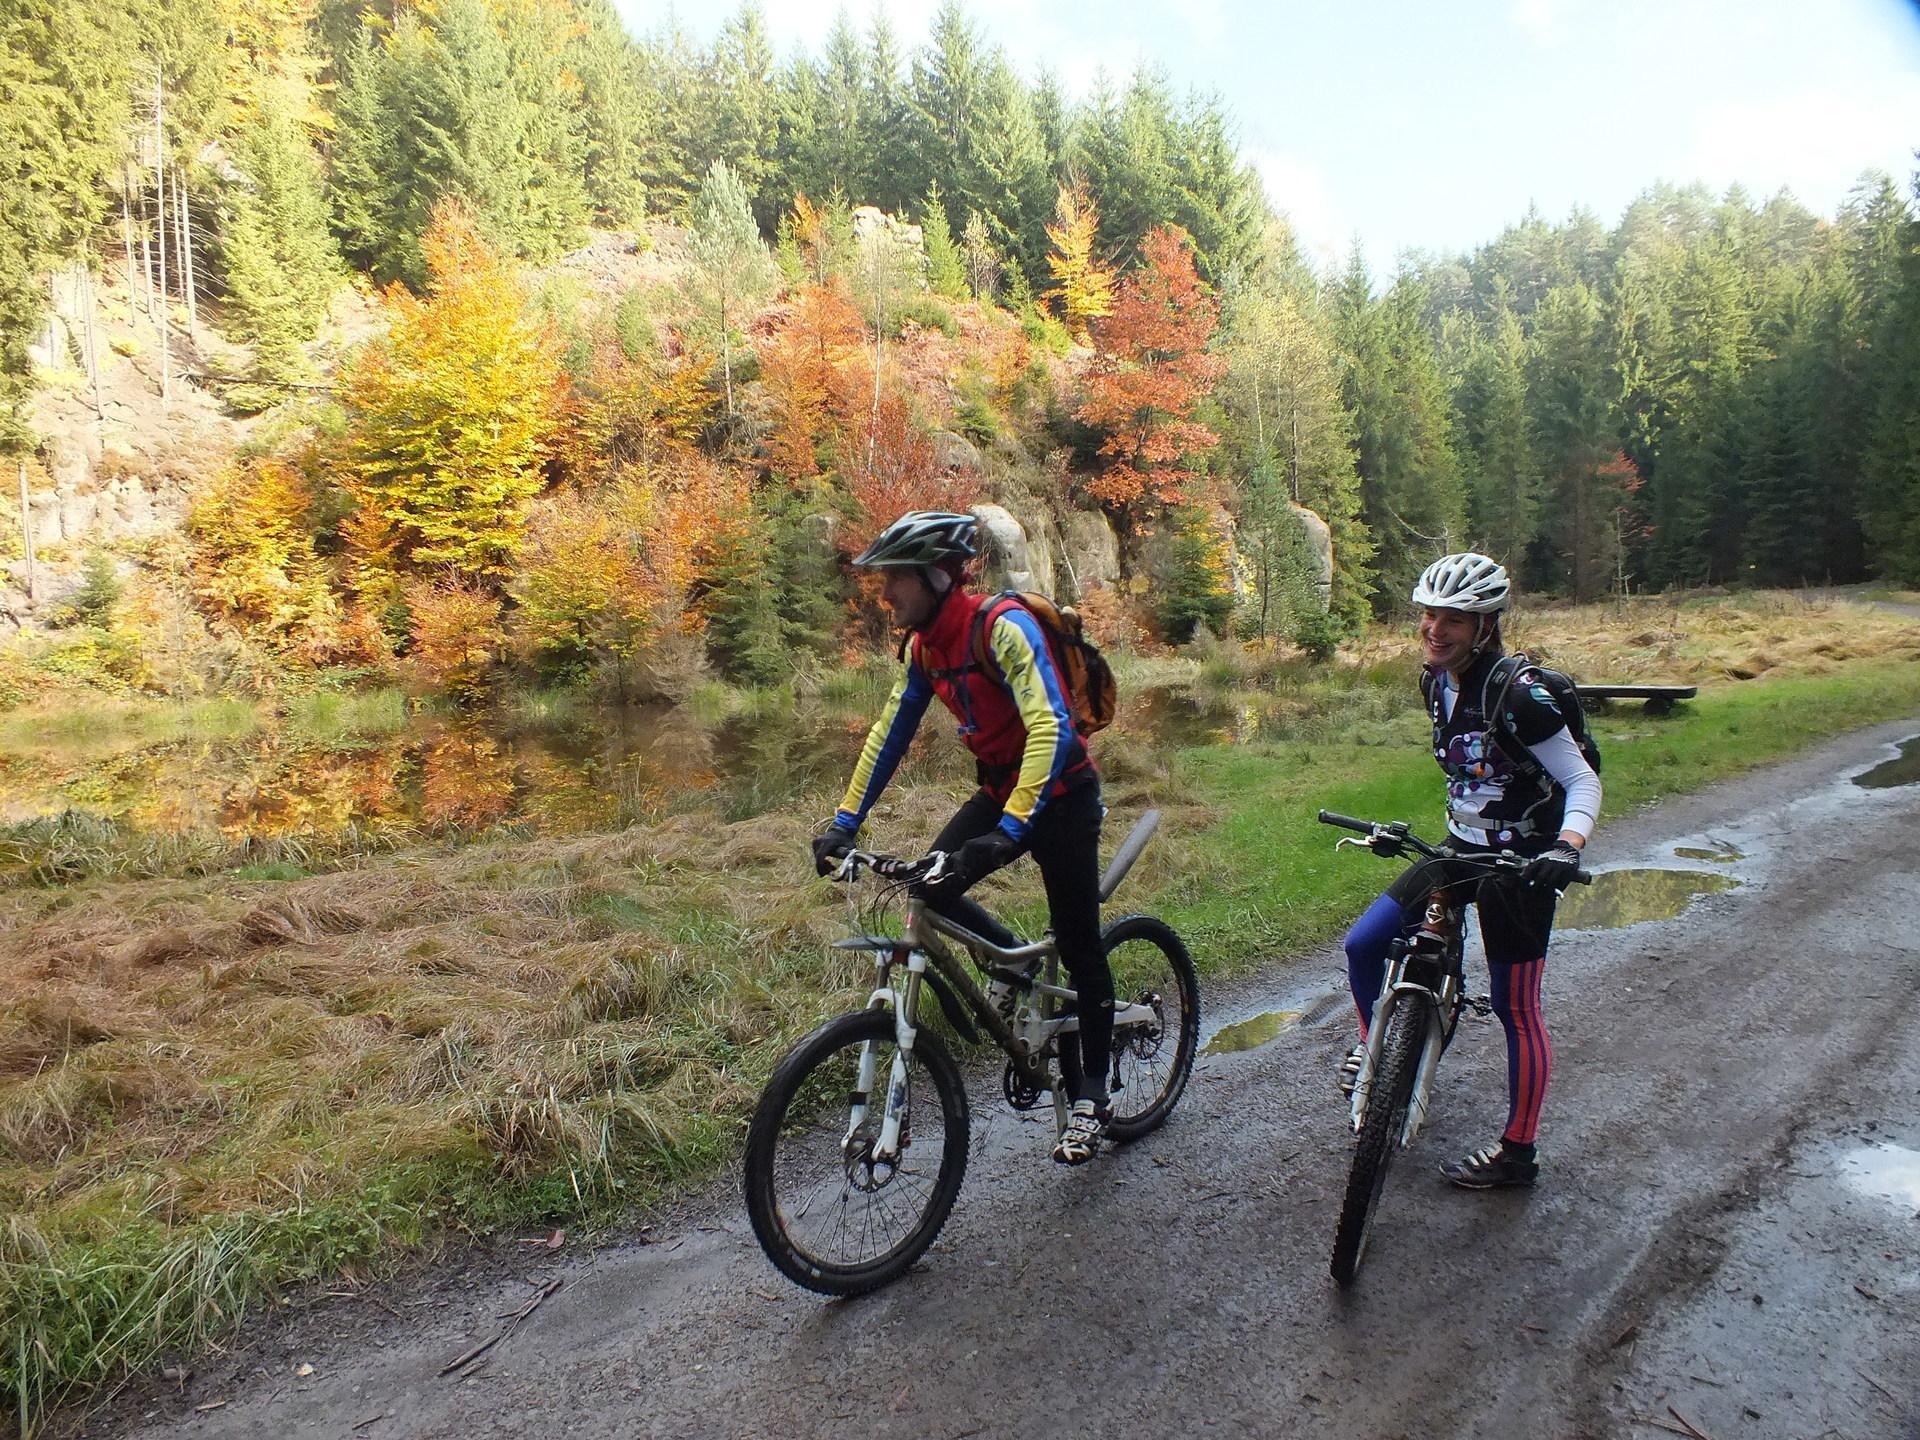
[1684,81,1920,207]
[1246,149,1348,269]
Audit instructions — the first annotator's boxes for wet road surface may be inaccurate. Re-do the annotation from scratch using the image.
[97,721,1920,1440]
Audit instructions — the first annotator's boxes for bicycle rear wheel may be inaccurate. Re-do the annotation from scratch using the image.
[1329,1001,1424,1287]
[743,1009,970,1296]
[1101,914,1200,1142]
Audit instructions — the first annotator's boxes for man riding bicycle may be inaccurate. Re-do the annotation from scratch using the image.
[811,510,1114,1165]
[1340,553,1602,1188]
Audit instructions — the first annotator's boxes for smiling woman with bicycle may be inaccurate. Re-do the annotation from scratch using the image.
[1339,553,1602,1191]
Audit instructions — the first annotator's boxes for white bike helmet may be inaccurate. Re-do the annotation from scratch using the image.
[1411,552,1510,614]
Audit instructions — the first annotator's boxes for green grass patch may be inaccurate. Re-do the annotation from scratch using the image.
[1150,656,1920,977]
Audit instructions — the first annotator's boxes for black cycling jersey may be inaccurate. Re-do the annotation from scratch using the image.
[1426,649,1572,846]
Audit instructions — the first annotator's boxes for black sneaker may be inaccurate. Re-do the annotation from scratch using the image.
[1440,1141,1539,1189]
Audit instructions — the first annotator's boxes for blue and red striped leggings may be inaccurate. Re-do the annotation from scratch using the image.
[1343,890,1553,1146]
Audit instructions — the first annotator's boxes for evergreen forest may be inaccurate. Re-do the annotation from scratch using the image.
[4,0,1918,699]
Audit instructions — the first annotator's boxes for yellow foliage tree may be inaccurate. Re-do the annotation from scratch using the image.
[341,201,566,586]
[1043,184,1115,345]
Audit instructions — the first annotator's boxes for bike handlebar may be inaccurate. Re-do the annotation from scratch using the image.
[1316,810,1593,884]
[832,848,949,885]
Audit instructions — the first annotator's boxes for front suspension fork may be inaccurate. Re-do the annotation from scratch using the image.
[853,950,928,1162]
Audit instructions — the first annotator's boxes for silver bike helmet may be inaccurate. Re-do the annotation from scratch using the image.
[851,510,979,568]
[1411,552,1510,614]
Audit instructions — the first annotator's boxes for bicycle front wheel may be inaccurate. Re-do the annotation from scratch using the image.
[743,1009,970,1296]
[1101,914,1201,1142]
[1330,1000,1425,1287]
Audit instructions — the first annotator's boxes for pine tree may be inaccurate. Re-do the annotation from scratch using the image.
[1528,282,1619,598]
[1218,227,1370,621]
[221,76,342,396]
[0,0,134,448]
[1454,301,1539,580]
[686,159,776,417]
[569,0,650,227]
[921,184,967,300]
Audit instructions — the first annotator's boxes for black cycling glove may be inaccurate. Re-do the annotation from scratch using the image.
[928,828,1020,893]
[1522,842,1583,891]
[811,825,858,877]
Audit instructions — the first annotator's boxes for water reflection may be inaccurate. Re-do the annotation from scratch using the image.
[1838,1142,1920,1211]
[1555,868,1741,931]
[0,698,882,847]
[1672,842,1744,863]
[1853,736,1920,790]
[1204,1009,1303,1055]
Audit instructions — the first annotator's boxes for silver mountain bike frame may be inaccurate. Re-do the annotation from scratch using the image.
[832,812,1164,1161]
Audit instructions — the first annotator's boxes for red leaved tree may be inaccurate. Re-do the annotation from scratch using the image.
[1075,225,1226,527]
[760,281,869,482]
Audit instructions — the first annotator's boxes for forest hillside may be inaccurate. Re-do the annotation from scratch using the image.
[3,0,1918,705]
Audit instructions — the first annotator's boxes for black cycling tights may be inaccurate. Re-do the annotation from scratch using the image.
[913,783,1112,1106]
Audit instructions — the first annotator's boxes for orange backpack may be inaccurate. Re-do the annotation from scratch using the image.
[968,591,1118,737]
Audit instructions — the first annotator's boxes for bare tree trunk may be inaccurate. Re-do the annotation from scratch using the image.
[154,67,170,407]
[80,261,103,422]
[17,459,35,602]
[136,176,156,326]
[120,176,139,322]
[174,166,197,340]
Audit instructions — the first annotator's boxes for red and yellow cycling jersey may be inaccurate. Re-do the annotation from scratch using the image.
[834,589,1092,843]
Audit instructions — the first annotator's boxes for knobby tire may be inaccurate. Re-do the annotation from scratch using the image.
[1100,913,1201,1142]
[743,1009,970,1296]
[1329,1001,1425,1287]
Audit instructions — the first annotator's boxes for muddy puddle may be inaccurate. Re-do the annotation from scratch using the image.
[1838,1142,1920,1211]
[1556,867,1741,931]
[1672,841,1744,863]
[1852,736,1920,790]
[1204,1009,1303,1055]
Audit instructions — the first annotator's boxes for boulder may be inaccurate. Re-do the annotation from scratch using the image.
[1059,510,1122,598]
[1288,503,1334,611]
[932,429,982,475]
[970,503,1053,595]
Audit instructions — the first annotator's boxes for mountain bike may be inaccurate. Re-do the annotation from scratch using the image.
[1317,809,1589,1287]
[743,810,1199,1296]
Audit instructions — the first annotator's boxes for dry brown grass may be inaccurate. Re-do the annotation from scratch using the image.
[1505,590,1920,684]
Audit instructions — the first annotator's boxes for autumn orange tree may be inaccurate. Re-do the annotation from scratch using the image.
[839,390,979,560]
[1075,225,1226,526]
[1044,183,1115,345]
[514,453,738,686]
[186,457,373,663]
[760,280,869,481]
[406,578,507,700]
[340,201,567,588]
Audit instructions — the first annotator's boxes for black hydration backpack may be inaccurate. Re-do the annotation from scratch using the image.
[1481,653,1603,776]
[1424,652,1603,778]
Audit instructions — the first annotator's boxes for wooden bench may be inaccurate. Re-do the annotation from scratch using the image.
[1573,684,1698,716]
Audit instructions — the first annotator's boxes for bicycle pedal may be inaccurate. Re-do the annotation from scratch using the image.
[1466,994,1494,1016]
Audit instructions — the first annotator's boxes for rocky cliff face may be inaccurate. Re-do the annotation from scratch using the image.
[5,263,244,622]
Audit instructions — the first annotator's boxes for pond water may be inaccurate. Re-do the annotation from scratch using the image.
[0,698,881,847]
[0,684,1285,851]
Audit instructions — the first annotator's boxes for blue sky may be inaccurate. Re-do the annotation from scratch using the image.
[611,0,1920,275]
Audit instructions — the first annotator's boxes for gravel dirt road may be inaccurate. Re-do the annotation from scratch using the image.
[94,718,1920,1440]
